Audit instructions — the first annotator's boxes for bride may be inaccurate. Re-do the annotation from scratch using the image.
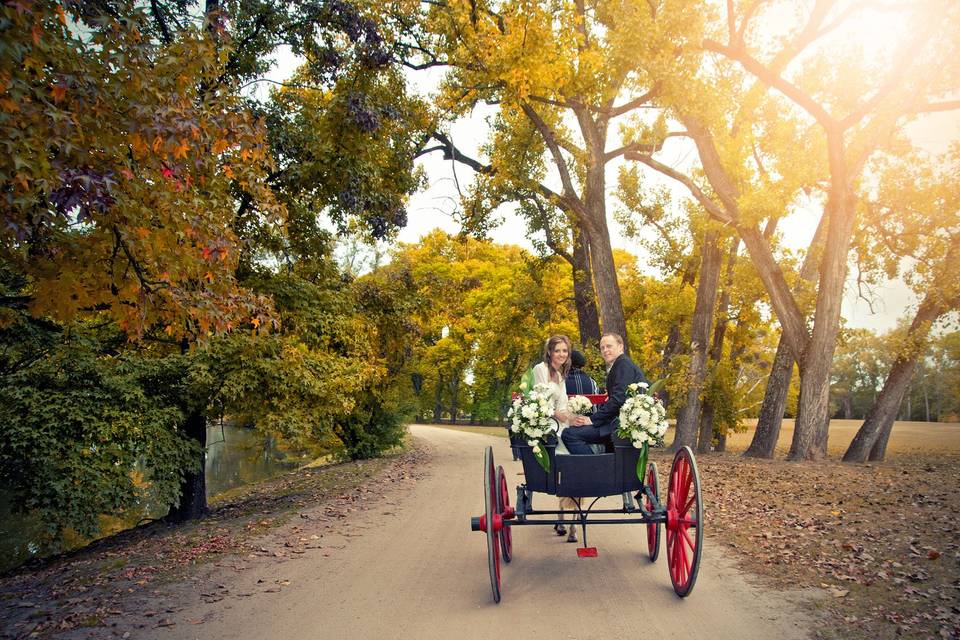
[531,334,580,542]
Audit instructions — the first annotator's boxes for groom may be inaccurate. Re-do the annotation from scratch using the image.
[562,333,648,454]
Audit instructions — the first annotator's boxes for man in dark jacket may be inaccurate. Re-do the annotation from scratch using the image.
[562,333,647,454]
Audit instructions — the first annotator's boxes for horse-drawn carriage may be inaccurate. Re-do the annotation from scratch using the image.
[469,394,703,602]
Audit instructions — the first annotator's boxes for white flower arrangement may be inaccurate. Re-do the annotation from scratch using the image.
[507,382,558,471]
[616,381,668,480]
[566,394,594,416]
[617,382,668,447]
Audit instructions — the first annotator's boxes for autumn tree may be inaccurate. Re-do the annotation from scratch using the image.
[843,150,960,461]
[630,0,960,459]
[0,0,430,533]
[388,231,577,423]
[409,0,707,349]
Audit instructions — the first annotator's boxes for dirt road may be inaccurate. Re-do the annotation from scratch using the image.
[147,426,815,640]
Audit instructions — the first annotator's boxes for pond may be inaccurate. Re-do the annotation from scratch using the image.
[0,423,319,573]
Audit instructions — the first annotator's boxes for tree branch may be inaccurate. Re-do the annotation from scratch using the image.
[625,151,734,225]
[607,86,660,118]
[704,38,837,131]
[520,103,583,210]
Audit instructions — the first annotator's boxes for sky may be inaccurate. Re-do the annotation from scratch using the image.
[260,23,960,336]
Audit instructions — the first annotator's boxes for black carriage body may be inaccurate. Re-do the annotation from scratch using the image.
[510,437,644,497]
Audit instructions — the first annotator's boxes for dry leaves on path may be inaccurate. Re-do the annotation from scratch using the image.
[653,450,960,640]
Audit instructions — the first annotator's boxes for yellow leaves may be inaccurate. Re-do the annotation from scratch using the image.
[152,135,163,153]
[130,133,148,156]
[222,164,234,179]
[211,138,231,155]
[204,271,214,283]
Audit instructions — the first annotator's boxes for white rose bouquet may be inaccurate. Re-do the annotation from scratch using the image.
[616,381,668,481]
[507,382,558,471]
[566,394,594,416]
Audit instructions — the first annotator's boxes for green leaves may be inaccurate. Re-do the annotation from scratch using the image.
[636,442,649,484]
[533,443,551,473]
[0,327,199,541]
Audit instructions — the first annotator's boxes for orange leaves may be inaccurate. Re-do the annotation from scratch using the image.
[173,138,190,160]
[0,1,285,341]
[130,133,148,156]
[49,83,67,103]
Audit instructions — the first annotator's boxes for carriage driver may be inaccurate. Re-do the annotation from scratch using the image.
[561,333,648,454]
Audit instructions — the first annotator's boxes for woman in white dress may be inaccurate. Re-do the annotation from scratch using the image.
[532,335,580,542]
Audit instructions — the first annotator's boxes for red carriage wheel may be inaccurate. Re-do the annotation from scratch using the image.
[644,461,661,562]
[666,446,703,597]
[497,465,513,563]
[483,446,502,602]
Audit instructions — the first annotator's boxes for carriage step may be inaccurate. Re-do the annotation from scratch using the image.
[576,547,598,558]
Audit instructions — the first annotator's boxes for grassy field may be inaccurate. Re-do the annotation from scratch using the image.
[421,418,960,457]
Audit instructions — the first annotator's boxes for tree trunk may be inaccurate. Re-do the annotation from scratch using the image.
[574,109,628,351]
[449,370,461,424]
[745,337,794,457]
[433,374,444,423]
[746,213,826,459]
[697,403,716,453]
[166,409,208,522]
[582,193,628,349]
[843,357,917,462]
[674,229,722,451]
[572,225,602,349]
[844,293,945,461]
[697,237,737,453]
[789,156,858,462]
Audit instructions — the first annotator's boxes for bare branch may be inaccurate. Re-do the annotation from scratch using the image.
[703,38,838,132]
[521,103,583,210]
[625,151,734,225]
[911,100,960,114]
[840,21,938,129]
[606,131,687,162]
[607,85,660,118]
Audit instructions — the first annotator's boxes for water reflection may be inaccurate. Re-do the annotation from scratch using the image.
[0,423,318,573]
[205,422,317,497]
